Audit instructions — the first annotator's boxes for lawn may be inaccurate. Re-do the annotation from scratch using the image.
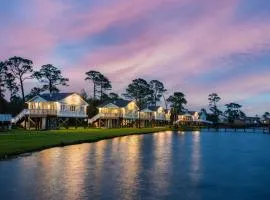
[0,127,170,159]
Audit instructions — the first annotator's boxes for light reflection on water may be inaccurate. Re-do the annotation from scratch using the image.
[1,131,270,200]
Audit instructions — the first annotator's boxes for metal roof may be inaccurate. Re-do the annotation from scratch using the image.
[0,114,12,122]
[39,93,75,101]
[98,99,131,108]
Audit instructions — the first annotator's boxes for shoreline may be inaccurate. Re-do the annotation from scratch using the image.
[0,128,171,161]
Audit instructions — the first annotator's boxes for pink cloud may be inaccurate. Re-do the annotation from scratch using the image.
[1,0,270,115]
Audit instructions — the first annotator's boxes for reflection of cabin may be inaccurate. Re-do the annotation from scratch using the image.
[12,93,88,130]
[0,114,12,130]
[89,100,170,128]
[89,100,139,128]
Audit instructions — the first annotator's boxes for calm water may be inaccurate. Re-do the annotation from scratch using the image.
[1,131,270,200]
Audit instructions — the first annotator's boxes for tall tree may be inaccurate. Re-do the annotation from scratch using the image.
[34,64,69,94]
[85,71,101,100]
[80,89,88,101]
[262,112,270,123]
[149,80,166,106]
[108,92,120,101]
[0,61,7,98]
[224,102,245,123]
[5,56,33,102]
[25,87,45,100]
[5,73,19,101]
[262,112,270,118]
[208,93,222,124]
[98,74,112,101]
[167,92,187,122]
[123,78,153,109]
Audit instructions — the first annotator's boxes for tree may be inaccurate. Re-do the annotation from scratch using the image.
[108,92,120,100]
[7,96,24,116]
[224,102,245,123]
[123,78,153,109]
[208,93,222,124]
[5,73,19,101]
[263,112,270,120]
[149,80,166,106]
[80,89,88,101]
[85,71,102,100]
[0,61,7,98]
[98,74,112,101]
[25,87,45,100]
[167,92,187,122]
[34,64,69,94]
[5,56,33,102]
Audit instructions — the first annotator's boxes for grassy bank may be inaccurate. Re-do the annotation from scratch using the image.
[0,127,170,160]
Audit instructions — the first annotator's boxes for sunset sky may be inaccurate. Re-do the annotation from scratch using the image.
[1,0,270,115]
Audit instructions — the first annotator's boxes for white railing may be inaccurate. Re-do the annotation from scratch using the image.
[88,114,100,124]
[155,116,166,121]
[99,113,121,118]
[12,109,29,124]
[29,109,57,116]
[124,113,139,119]
[57,110,87,118]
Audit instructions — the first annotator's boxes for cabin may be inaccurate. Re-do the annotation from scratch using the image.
[0,114,12,131]
[176,111,212,125]
[140,106,170,127]
[177,111,200,124]
[89,99,139,128]
[12,93,88,130]
[89,100,170,128]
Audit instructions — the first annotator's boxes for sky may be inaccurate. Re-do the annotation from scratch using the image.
[0,0,270,115]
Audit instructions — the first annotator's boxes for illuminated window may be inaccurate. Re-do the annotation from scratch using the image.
[70,105,76,112]
[30,104,34,109]
[80,106,84,112]
[61,105,65,111]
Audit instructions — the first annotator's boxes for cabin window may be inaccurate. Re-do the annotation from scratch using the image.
[70,105,76,112]
[61,105,65,111]
[80,106,84,112]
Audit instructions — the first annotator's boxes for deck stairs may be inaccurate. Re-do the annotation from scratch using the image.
[88,114,100,124]
[12,109,29,124]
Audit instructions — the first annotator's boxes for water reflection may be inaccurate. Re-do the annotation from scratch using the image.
[190,131,202,184]
[114,136,141,200]
[1,131,270,200]
[152,131,172,194]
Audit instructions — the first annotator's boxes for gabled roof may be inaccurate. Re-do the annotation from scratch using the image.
[98,99,131,108]
[39,93,75,101]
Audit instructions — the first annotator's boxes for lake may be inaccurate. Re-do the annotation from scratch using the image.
[1,131,270,200]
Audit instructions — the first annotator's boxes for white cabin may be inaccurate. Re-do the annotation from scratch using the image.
[89,100,170,128]
[13,93,88,129]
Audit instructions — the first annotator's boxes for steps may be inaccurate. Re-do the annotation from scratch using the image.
[88,114,100,124]
[12,109,29,124]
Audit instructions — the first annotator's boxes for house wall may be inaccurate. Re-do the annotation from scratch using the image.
[57,94,88,118]
[98,101,139,119]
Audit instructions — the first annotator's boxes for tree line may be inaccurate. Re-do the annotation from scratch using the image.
[0,56,269,123]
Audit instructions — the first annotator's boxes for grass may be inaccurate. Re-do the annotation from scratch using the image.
[0,127,170,160]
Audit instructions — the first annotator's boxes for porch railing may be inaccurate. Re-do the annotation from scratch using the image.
[29,109,57,116]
